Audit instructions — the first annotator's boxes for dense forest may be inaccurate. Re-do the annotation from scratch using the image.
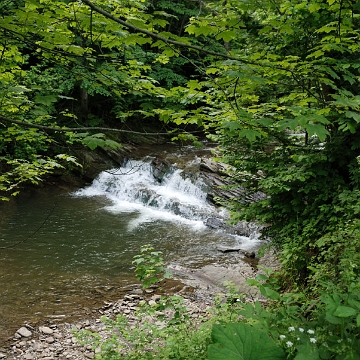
[1,0,360,358]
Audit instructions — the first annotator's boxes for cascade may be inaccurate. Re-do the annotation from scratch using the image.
[74,159,218,228]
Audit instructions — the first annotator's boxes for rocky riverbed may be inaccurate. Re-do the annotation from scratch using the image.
[0,250,279,359]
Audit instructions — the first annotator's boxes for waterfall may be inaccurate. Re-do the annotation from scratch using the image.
[74,159,218,229]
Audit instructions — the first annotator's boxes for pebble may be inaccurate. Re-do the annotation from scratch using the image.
[17,327,32,338]
[45,336,55,344]
[39,326,54,335]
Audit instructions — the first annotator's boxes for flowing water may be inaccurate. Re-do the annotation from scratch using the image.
[0,149,262,344]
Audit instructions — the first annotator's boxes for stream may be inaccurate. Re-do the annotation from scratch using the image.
[0,146,263,344]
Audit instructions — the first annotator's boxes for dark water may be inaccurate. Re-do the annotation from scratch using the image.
[0,157,261,344]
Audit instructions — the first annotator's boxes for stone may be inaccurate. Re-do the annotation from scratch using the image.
[0,353,6,359]
[200,158,219,173]
[204,217,225,229]
[239,249,256,258]
[130,288,143,295]
[17,327,32,338]
[151,294,162,302]
[45,336,55,344]
[40,326,54,335]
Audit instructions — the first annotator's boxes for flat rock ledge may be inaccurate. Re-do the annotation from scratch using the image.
[1,251,279,359]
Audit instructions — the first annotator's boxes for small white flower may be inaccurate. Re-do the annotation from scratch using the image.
[286,341,293,347]
[288,326,295,332]
[279,335,286,340]
[298,327,304,332]
[310,338,316,343]
[297,337,300,341]
[236,298,241,302]
[307,329,315,334]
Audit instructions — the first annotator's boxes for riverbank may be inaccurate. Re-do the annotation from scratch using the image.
[1,250,279,359]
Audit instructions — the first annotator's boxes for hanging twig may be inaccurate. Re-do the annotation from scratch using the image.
[0,203,56,249]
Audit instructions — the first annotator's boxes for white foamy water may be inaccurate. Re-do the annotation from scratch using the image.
[73,158,264,250]
[74,160,216,229]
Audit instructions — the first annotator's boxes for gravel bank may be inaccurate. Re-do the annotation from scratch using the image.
[1,250,279,359]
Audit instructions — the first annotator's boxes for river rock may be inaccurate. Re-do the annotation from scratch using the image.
[204,217,224,229]
[16,326,32,337]
[200,158,220,173]
[45,336,55,344]
[151,158,171,182]
[39,326,54,335]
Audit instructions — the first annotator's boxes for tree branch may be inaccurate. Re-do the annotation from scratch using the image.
[81,0,244,63]
[0,114,201,136]
[81,0,296,74]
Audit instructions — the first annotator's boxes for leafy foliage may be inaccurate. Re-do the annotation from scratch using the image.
[132,244,171,289]
[208,322,286,360]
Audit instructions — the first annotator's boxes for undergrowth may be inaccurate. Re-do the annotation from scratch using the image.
[76,236,360,359]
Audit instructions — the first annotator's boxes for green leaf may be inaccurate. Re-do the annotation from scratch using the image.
[260,285,280,300]
[82,135,105,150]
[34,94,58,106]
[308,3,321,12]
[333,306,357,318]
[303,123,329,142]
[238,129,262,142]
[348,298,360,310]
[294,345,320,360]
[215,30,236,42]
[223,120,241,132]
[345,111,360,123]
[104,139,122,149]
[246,278,261,287]
[186,24,214,36]
[124,34,151,46]
[325,313,343,325]
[256,274,269,281]
[208,323,286,360]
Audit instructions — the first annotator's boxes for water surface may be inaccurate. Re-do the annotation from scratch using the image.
[0,154,261,344]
